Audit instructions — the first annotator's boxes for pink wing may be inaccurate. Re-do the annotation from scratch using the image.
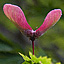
[3,4,32,36]
[35,9,62,37]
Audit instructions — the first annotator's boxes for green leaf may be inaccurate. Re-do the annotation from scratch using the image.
[19,52,31,61]
[22,61,30,64]
[0,43,13,52]
[38,56,52,64]
[29,51,33,59]
[56,62,61,64]
[0,53,23,64]
[29,51,39,63]
[19,52,61,64]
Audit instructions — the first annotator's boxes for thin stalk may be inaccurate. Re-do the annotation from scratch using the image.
[32,40,34,55]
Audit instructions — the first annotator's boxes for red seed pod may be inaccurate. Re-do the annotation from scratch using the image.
[3,4,62,55]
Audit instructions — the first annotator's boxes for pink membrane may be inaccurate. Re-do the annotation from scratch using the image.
[36,9,62,36]
[3,4,32,31]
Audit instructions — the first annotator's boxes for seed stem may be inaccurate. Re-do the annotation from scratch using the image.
[32,40,34,55]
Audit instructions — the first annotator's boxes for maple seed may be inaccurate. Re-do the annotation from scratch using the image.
[3,4,62,55]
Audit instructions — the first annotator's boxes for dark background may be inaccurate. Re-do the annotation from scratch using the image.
[0,0,64,64]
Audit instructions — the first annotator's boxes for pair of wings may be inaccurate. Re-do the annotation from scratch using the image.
[3,4,62,38]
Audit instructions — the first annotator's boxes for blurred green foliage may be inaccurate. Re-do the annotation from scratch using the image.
[0,0,64,64]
